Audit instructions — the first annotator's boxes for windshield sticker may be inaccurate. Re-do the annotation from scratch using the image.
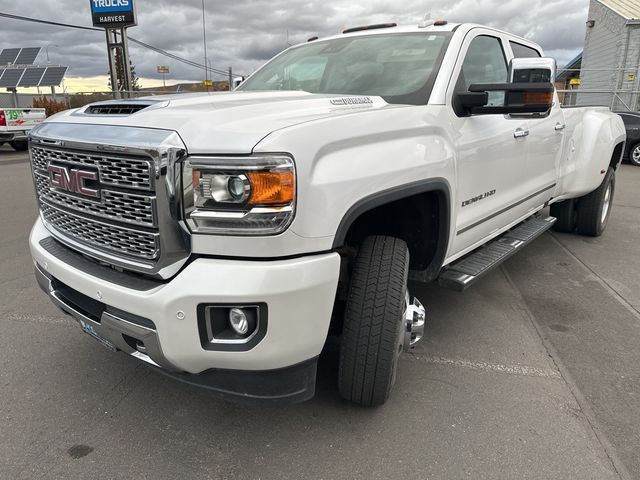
[390,49,427,56]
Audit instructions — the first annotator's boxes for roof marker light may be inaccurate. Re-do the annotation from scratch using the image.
[342,23,397,34]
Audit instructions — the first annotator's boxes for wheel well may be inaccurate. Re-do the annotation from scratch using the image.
[610,142,625,170]
[336,188,449,280]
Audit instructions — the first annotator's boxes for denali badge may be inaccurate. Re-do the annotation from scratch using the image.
[48,164,100,199]
[461,189,496,207]
[330,96,374,106]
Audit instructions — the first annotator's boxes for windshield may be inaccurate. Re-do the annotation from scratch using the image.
[238,32,451,105]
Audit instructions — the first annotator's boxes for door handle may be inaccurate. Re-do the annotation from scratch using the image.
[554,123,566,131]
[513,128,530,138]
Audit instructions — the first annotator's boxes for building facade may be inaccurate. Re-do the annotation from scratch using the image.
[578,0,640,111]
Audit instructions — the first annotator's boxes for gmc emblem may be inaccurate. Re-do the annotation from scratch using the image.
[48,164,100,199]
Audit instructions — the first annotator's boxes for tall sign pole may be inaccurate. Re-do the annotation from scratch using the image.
[90,0,138,99]
[201,0,209,91]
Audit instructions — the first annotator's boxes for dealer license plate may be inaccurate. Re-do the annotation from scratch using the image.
[78,319,117,352]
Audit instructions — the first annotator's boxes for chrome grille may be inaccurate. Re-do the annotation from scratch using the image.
[31,145,153,190]
[29,123,190,279]
[34,172,156,227]
[40,202,159,260]
[31,144,159,262]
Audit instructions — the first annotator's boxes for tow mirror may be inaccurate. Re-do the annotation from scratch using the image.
[459,82,554,116]
[453,57,556,117]
[509,57,556,84]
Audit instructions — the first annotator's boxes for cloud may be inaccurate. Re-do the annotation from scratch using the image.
[0,0,590,89]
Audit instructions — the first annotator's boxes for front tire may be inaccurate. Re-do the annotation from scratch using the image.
[9,141,28,152]
[338,236,409,407]
[575,167,615,236]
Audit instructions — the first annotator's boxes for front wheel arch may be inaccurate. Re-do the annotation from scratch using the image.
[332,179,451,282]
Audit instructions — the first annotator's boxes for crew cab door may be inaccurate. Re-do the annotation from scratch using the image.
[446,32,530,257]
[507,41,564,202]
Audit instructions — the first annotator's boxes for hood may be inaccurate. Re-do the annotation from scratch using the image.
[46,91,396,154]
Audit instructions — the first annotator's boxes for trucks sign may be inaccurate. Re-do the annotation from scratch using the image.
[90,0,137,28]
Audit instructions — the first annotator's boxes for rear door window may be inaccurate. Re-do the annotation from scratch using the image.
[510,41,541,58]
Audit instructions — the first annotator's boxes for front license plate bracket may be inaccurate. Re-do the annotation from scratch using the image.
[78,319,118,352]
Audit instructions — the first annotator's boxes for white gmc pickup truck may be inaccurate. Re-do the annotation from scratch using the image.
[28,22,625,406]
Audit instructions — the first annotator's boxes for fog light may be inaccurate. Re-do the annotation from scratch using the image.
[198,303,266,349]
[229,308,249,335]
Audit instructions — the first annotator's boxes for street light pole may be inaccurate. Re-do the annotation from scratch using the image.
[45,44,59,64]
[206,58,213,86]
[45,44,59,99]
[202,0,208,88]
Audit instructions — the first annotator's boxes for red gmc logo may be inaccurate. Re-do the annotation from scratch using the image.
[48,164,100,199]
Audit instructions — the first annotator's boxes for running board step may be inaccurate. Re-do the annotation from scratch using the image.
[438,216,556,292]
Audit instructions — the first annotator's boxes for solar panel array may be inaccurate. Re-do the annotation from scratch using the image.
[0,47,67,88]
[0,66,68,88]
[18,67,47,87]
[0,47,41,65]
[40,66,68,86]
[0,69,25,88]
[0,48,21,65]
[15,47,42,66]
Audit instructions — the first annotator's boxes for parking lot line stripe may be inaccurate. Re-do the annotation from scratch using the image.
[0,158,29,166]
[6,312,75,327]
[402,353,562,379]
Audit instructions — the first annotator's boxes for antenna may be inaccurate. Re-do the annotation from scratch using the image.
[418,12,435,28]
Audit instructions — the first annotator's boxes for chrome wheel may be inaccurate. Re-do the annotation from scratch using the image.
[403,292,426,350]
[601,182,612,225]
[631,145,640,166]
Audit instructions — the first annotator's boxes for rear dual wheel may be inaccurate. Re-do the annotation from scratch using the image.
[575,167,615,236]
[551,167,615,237]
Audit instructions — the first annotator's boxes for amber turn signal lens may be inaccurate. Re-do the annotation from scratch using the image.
[247,171,295,205]
[523,91,553,105]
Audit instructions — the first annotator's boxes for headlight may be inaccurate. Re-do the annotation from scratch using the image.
[183,155,295,235]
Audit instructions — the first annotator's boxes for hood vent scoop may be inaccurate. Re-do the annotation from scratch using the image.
[82,100,165,116]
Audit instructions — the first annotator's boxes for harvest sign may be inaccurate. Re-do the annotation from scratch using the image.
[89,0,137,27]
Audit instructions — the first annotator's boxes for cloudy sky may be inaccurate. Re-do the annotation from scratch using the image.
[0,0,590,91]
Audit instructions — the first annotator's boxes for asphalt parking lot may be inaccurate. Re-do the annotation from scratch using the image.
[1,143,639,479]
